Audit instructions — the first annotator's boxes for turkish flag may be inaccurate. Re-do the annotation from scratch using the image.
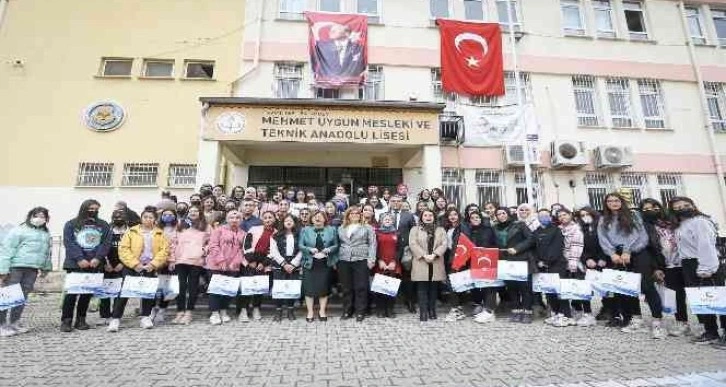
[471,248,499,280]
[451,233,475,271]
[437,19,504,96]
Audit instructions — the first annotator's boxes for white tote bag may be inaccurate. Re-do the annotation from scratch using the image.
[532,273,561,294]
[239,275,270,296]
[271,280,303,299]
[157,275,180,301]
[497,260,528,282]
[63,272,105,295]
[207,274,241,297]
[0,284,25,311]
[585,269,608,297]
[558,279,593,301]
[120,276,160,299]
[94,278,123,299]
[449,270,475,293]
[370,274,401,297]
[656,284,677,315]
[599,269,641,297]
[686,286,726,315]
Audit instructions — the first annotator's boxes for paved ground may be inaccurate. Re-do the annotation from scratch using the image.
[1,289,726,387]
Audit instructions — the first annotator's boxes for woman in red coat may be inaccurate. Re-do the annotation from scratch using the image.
[374,213,401,318]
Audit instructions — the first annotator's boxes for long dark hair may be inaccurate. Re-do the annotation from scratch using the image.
[24,207,50,232]
[157,209,178,228]
[601,192,637,234]
[443,209,461,230]
[575,206,601,229]
[73,199,101,230]
[667,196,710,227]
[177,206,209,232]
[278,213,300,235]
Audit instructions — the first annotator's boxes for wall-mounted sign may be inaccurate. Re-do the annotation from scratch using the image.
[83,101,126,132]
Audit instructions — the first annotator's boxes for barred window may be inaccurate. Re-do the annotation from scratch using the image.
[274,62,304,99]
[514,171,542,207]
[705,82,726,132]
[442,169,465,210]
[561,0,585,36]
[431,68,456,103]
[168,164,197,187]
[76,163,114,187]
[619,172,648,208]
[121,163,159,187]
[657,174,683,205]
[593,0,615,38]
[572,75,601,127]
[359,65,384,101]
[584,172,614,211]
[315,88,340,99]
[279,0,305,20]
[606,78,633,128]
[637,79,666,129]
[476,170,504,206]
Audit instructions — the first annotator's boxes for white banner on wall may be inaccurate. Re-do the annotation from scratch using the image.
[459,102,537,146]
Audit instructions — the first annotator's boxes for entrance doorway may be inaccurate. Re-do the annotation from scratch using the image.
[247,166,403,202]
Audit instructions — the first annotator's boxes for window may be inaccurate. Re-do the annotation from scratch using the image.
[315,88,340,99]
[584,172,614,211]
[561,0,585,36]
[498,71,530,106]
[572,75,602,127]
[592,0,615,38]
[274,62,304,98]
[76,163,114,187]
[168,164,197,187]
[279,0,305,20]
[623,1,648,40]
[496,0,521,30]
[606,78,634,128]
[685,7,706,45]
[121,163,159,186]
[464,0,484,21]
[184,61,215,79]
[713,9,726,47]
[514,171,542,207]
[360,65,384,101]
[705,82,726,132]
[476,170,504,205]
[431,68,456,103]
[430,0,449,19]
[619,172,648,208]
[100,58,133,77]
[358,0,380,23]
[657,174,683,205]
[442,169,464,210]
[142,59,174,78]
[319,0,341,12]
[637,79,666,129]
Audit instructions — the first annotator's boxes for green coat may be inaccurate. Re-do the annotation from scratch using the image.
[0,224,52,274]
[299,226,339,270]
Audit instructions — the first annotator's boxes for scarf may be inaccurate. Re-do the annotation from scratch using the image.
[560,222,584,267]
[254,226,275,255]
[378,224,396,233]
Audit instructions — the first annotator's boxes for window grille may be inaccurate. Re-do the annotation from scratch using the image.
[76,163,114,187]
[121,163,159,187]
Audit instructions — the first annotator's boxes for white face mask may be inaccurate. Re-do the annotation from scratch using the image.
[30,217,46,227]
[581,215,593,225]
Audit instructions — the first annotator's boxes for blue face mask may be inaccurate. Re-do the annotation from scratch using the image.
[161,214,176,224]
[538,216,552,226]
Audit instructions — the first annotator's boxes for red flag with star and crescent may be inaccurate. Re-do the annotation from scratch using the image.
[437,19,504,96]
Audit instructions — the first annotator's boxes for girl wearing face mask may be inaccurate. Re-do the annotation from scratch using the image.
[556,208,593,327]
[61,199,112,333]
[598,193,665,339]
[533,209,571,327]
[409,209,447,322]
[577,206,614,322]
[0,207,52,337]
[374,213,401,318]
[206,210,246,326]
[107,207,169,332]
[668,196,726,347]
[493,207,536,324]
[99,210,128,325]
[269,214,302,322]
[462,211,499,324]
[169,206,209,325]
[148,209,178,324]
[239,211,278,322]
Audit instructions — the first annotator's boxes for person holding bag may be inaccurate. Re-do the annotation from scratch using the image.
[239,211,277,322]
[409,209,447,322]
[269,214,302,322]
[374,213,400,318]
[206,210,246,326]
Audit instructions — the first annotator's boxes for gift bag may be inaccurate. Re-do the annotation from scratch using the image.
[473,279,505,288]
[585,269,608,297]
[239,275,270,296]
[120,276,160,299]
[656,284,677,315]
[94,278,123,299]
[207,274,241,297]
[63,272,105,294]
[370,274,401,297]
[157,275,180,301]
[686,286,726,315]
[271,280,302,299]
[497,260,528,282]
[532,273,561,294]
[599,269,641,297]
[0,284,25,311]
[559,279,593,301]
[449,270,475,293]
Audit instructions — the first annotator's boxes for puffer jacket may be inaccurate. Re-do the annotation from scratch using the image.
[206,225,246,271]
[118,225,169,270]
[170,227,210,267]
[0,224,52,274]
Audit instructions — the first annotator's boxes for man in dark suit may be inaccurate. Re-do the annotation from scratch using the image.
[313,24,365,79]
[388,195,418,313]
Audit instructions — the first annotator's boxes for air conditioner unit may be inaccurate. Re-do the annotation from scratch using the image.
[594,145,633,169]
[504,144,541,168]
[550,141,588,169]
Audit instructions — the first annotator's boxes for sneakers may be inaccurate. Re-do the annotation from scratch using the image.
[180,311,193,325]
[692,332,720,344]
[668,321,689,337]
[209,312,222,326]
[472,304,484,316]
[621,317,646,333]
[576,314,597,327]
[9,322,30,334]
[652,321,666,340]
[220,310,232,323]
[0,325,18,338]
[140,316,154,329]
[238,310,250,323]
[473,310,495,324]
[552,315,576,328]
[172,312,185,325]
[252,307,262,321]
[153,308,165,324]
[544,313,558,326]
[107,319,120,333]
[444,307,466,322]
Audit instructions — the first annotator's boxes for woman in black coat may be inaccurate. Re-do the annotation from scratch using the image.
[533,209,570,327]
[464,211,499,323]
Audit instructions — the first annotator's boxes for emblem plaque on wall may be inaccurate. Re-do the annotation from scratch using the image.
[83,101,126,132]
[215,111,246,134]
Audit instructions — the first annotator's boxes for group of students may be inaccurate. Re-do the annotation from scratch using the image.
[0,184,723,350]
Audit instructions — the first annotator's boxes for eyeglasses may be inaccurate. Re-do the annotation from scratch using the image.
[606,199,621,203]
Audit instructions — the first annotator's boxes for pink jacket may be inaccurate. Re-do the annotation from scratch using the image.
[207,225,246,271]
[170,227,210,267]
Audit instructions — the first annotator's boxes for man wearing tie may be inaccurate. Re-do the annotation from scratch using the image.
[388,195,417,313]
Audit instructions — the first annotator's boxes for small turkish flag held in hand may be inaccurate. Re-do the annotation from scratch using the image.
[451,233,475,271]
[471,247,499,280]
[437,19,505,96]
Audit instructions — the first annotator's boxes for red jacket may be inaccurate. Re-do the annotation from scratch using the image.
[375,230,401,275]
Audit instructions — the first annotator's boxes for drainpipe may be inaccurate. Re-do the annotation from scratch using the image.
[0,0,9,32]
[229,0,264,96]
[677,1,726,223]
